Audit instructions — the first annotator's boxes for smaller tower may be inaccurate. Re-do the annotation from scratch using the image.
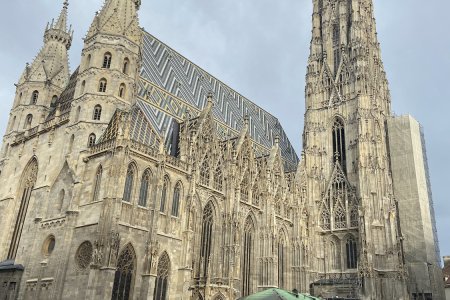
[1,0,73,158]
[70,0,142,150]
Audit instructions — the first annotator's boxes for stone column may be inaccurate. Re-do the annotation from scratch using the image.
[139,274,156,299]
[86,266,116,300]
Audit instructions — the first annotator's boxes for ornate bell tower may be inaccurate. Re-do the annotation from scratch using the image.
[1,0,72,159]
[69,0,142,150]
[303,0,409,298]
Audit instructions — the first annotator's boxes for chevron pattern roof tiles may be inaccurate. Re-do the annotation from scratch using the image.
[139,32,299,168]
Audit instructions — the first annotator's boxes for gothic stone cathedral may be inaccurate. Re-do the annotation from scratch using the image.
[0,0,444,299]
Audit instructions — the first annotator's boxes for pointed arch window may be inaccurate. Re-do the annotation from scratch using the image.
[350,207,359,228]
[199,158,210,186]
[88,133,96,147]
[31,91,39,105]
[330,240,341,270]
[86,54,92,69]
[171,182,181,217]
[99,78,107,93]
[123,164,135,203]
[200,202,214,278]
[24,114,33,129]
[332,24,341,74]
[160,177,169,212]
[332,118,346,172]
[332,24,340,46]
[51,95,58,107]
[240,175,249,202]
[242,217,255,296]
[213,164,223,191]
[93,105,102,120]
[334,206,346,229]
[93,165,102,202]
[138,169,151,207]
[252,186,260,206]
[119,84,126,98]
[320,209,331,230]
[123,58,130,74]
[8,158,38,259]
[346,238,358,269]
[111,244,136,300]
[153,252,170,300]
[103,52,112,69]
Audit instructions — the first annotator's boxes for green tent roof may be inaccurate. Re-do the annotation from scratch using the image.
[239,288,321,300]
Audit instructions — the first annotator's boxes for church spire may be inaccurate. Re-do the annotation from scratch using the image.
[18,0,73,88]
[45,0,73,49]
[306,0,390,111]
[86,0,142,44]
[54,0,70,32]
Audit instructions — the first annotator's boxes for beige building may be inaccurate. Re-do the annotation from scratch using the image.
[0,0,443,299]
[443,256,450,300]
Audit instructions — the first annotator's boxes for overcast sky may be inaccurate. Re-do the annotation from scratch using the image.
[0,0,449,260]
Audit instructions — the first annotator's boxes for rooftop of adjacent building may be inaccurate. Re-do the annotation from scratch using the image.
[443,256,450,286]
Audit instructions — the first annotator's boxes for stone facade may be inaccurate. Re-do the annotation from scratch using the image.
[0,0,443,300]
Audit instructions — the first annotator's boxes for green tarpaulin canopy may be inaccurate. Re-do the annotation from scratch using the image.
[239,288,321,300]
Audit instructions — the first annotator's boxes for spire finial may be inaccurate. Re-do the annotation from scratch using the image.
[53,0,69,32]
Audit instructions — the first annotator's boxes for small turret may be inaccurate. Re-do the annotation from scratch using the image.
[45,0,73,50]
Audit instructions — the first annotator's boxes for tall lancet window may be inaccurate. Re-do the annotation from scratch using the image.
[103,52,112,69]
[138,169,151,207]
[242,217,255,296]
[332,24,341,74]
[200,202,214,278]
[8,158,38,259]
[346,238,358,269]
[199,157,210,186]
[171,182,181,217]
[111,244,136,300]
[332,118,346,172]
[153,252,170,300]
[123,164,135,203]
[160,177,169,212]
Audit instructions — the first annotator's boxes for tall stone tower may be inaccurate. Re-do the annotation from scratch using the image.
[303,0,408,298]
[67,0,142,156]
[1,0,72,163]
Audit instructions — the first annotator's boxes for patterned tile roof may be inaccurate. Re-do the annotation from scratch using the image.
[137,31,299,168]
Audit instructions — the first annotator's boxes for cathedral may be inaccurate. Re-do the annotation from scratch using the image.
[0,0,444,299]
